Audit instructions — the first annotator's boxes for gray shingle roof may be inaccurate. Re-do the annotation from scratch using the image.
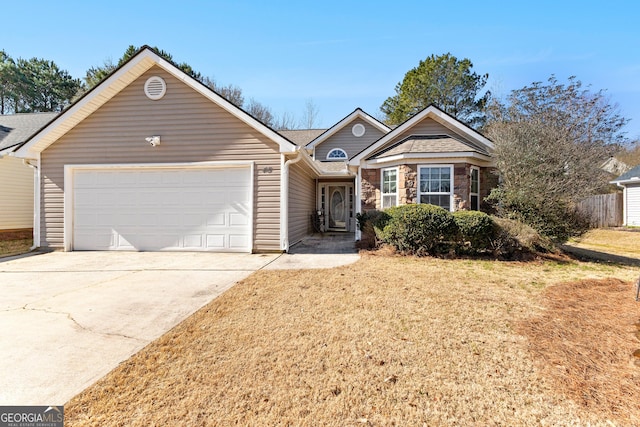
[612,164,640,183]
[369,134,490,160]
[279,129,327,145]
[0,113,59,152]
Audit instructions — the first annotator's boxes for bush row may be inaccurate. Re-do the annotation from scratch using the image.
[356,204,552,257]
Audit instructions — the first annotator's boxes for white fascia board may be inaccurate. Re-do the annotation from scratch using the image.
[611,177,640,186]
[349,106,493,165]
[364,151,493,166]
[306,109,390,150]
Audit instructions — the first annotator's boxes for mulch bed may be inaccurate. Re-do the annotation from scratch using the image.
[518,277,640,424]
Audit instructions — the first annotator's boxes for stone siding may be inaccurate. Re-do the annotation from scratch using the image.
[361,169,380,211]
[399,164,417,204]
[360,164,497,212]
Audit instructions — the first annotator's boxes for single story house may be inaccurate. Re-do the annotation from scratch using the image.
[8,46,496,253]
[0,112,58,232]
[612,164,640,226]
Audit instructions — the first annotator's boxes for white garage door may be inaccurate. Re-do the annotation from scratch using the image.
[627,184,640,226]
[71,166,252,252]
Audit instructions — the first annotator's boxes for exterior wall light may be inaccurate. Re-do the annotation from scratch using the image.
[145,136,161,147]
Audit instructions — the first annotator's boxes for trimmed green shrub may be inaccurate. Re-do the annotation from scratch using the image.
[453,210,494,254]
[378,204,457,256]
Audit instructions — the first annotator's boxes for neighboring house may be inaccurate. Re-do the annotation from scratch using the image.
[9,46,496,253]
[0,113,58,232]
[611,165,640,226]
[601,156,630,177]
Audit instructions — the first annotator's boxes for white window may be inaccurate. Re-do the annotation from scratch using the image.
[470,167,480,210]
[327,148,348,160]
[418,165,453,211]
[381,168,398,209]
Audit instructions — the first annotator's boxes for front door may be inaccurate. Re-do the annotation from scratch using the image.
[327,185,347,231]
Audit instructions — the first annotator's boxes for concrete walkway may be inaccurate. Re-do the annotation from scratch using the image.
[265,232,360,270]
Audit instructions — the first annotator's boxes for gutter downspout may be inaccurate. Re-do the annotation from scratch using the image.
[281,149,303,252]
[23,157,40,251]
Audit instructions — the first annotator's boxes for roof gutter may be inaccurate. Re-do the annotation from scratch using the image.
[22,158,40,251]
[280,149,304,252]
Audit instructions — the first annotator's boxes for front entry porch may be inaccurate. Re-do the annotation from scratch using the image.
[289,232,356,254]
[318,181,355,232]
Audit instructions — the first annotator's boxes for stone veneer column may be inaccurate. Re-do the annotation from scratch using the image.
[453,164,470,211]
[360,169,380,211]
[399,164,417,204]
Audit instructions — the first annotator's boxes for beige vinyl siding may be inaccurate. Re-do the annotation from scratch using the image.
[40,66,282,251]
[0,156,34,230]
[288,161,316,246]
[315,118,386,160]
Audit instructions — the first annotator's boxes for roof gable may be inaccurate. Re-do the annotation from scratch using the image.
[349,105,493,165]
[306,108,390,150]
[14,46,296,159]
[370,134,490,160]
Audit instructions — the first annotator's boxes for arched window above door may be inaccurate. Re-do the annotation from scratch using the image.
[326,148,348,160]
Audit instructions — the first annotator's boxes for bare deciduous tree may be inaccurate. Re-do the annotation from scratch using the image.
[486,76,628,241]
[299,98,319,129]
[274,111,297,130]
[245,98,275,127]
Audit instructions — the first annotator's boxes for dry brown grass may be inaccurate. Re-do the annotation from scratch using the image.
[0,230,32,257]
[64,253,639,426]
[518,278,640,424]
[569,228,640,259]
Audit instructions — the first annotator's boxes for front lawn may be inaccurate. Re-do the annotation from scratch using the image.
[64,252,640,426]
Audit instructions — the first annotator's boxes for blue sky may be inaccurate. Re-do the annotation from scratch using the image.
[3,0,640,138]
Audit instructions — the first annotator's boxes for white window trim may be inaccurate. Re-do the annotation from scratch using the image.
[381,167,399,209]
[470,166,480,210]
[326,148,348,160]
[418,164,454,212]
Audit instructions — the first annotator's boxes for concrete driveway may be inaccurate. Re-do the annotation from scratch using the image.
[0,251,280,406]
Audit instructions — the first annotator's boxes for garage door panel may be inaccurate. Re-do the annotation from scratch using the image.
[206,234,225,249]
[72,166,251,252]
[229,234,249,249]
[206,213,226,226]
[75,231,114,250]
[230,212,249,226]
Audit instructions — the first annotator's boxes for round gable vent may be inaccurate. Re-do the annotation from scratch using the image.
[352,123,365,137]
[144,76,166,100]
